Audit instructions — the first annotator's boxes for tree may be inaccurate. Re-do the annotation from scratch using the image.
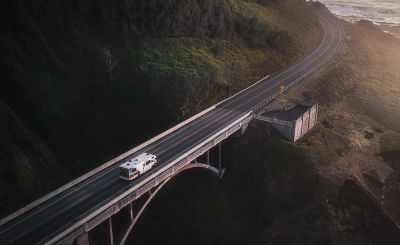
[100,47,118,83]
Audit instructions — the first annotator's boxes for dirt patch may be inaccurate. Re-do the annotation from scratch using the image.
[327,179,400,245]
[264,11,400,243]
[364,130,375,140]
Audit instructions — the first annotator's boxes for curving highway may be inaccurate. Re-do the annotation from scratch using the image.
[0,10,344,244]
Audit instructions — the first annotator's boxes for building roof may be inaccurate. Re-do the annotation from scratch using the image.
[261,104,314,122]
[119,153,156,169]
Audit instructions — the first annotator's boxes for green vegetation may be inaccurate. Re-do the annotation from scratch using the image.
[2,1,400,244]
[128,16,400,245]
[130,123,320,244]
[0,0,319,216]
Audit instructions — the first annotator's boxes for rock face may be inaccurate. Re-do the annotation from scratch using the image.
[331,179,400,245]
[1,1,399,244]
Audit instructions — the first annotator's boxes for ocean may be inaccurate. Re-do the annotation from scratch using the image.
[317,0,400,26]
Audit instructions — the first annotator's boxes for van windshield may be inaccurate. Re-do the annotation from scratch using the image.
[120,168,130,179]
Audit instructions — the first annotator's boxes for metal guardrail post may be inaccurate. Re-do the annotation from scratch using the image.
[76,232,89,245]
[218,143,222,168]
[109,217,114,245]
[129,203,133,220]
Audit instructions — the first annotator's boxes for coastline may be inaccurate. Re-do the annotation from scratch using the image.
[332,14,400,39]
[379,24,400,39]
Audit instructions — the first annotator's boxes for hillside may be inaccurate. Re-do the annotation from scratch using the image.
[127,12,400,245]
[0,0,319,217]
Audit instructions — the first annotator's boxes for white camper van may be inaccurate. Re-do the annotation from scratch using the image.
[119,153,157,180]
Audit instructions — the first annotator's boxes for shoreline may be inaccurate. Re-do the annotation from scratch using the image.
[378,24,400,39]
[332,14,400,39]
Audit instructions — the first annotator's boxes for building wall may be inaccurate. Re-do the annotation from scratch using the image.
[301,110,310,138]
[294,104,318,142]
[294,118,303,142]
[309,104,317,128]
[258,103,318,142]
[272,122,295,141]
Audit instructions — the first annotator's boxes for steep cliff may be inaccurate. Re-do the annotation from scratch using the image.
[128,14,400,245]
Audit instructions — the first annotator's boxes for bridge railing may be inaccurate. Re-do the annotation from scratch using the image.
[0,73,270,228]
[255,115,294,127]
[47,112,254,244]
[53,13,346,243]
[0,102,218,227]
[3,12,346,242]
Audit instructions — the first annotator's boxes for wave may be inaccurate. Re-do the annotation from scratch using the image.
[318,0,400,26]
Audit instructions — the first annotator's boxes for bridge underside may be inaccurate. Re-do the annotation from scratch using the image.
[0,11,344,245]
[117,162,223,245]
[68,161,224,245]
[55,114,253,245]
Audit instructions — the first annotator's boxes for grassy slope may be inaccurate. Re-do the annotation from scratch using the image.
[128,10,400,245]
[0,0,318,217]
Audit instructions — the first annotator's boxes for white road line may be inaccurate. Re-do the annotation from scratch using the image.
[1,15,329,231]
[1,12,345,242]
[52,15,345,240]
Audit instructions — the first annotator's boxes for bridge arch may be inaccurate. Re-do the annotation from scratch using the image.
[119,163,224,245]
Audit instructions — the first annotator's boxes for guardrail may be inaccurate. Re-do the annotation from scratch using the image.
[0,73,270,228]
[2,11,345,243]
[0,104,217,227]
[255,115,294,127]
[46,112,254,244]
[50,12,345,244]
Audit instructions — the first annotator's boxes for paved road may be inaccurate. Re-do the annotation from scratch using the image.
[0,11,344,244]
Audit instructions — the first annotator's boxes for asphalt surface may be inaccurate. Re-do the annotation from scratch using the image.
[0,11,344,244]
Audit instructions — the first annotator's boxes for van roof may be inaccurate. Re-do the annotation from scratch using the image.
[119,152,156,169]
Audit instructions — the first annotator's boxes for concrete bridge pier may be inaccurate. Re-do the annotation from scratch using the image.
[109,217,114,245]
[218,143,222,168]
[116,160,224,245]
[56,137,229,245]
[233,123,249,137]
[76,232,89,245]
[129,203,133,220]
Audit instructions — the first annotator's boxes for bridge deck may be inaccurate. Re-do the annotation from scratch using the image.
[0,11,344,244]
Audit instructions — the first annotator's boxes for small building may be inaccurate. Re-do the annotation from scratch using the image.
[256,103,318,142]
